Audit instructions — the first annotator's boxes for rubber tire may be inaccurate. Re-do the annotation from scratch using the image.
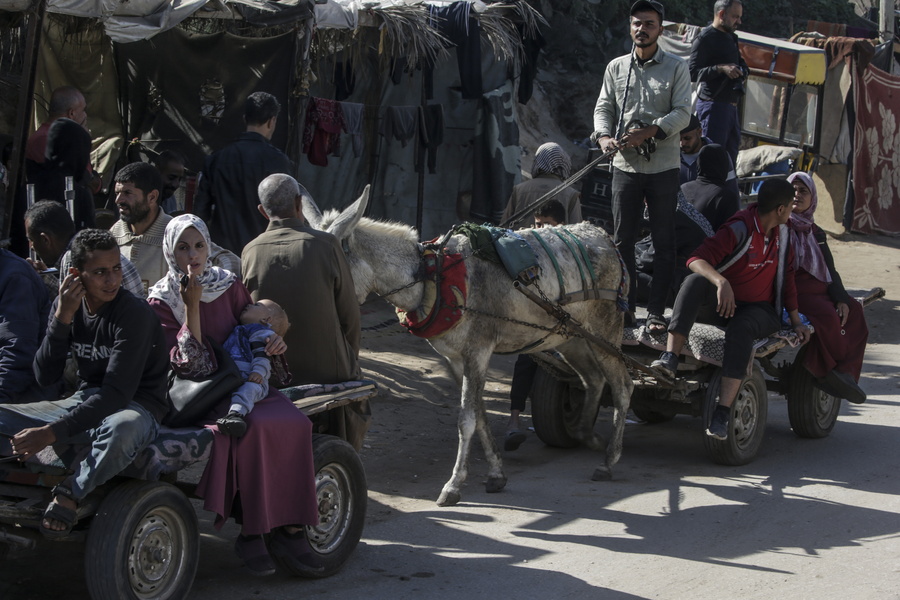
[531,367,599,449]
[85,480,199,600]
[702,364,768,466]
[278,434,367,579]
[786,361,841,438]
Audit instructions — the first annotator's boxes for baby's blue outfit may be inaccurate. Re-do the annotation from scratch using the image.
[222,323,273,415]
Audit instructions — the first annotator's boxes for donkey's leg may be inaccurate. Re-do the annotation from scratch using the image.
[436,348,497,506]
[556,338,607,452]
[595,356,634,480]
[558,337,634,481]
[469,355,507,494]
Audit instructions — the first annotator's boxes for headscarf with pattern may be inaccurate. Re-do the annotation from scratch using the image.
[786,171,831,283]
[147,214,237,324]
[531,142,572,180]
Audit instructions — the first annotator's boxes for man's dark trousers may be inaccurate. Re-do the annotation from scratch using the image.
[668,273,782,379]
[696,99,741,166]
[611,167,679,318]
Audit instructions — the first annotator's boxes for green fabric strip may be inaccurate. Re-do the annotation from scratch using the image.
[532,230,565,296]
[560,229,598,287]
[552,229,587,291]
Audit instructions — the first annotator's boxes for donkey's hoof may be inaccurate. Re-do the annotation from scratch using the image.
[591,467,612,481]
[485,476,507,493]
[437,490,461,506]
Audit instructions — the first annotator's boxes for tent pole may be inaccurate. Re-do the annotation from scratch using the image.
[415,74,425,236]
[878,0,894,44]
[3,0,47,243]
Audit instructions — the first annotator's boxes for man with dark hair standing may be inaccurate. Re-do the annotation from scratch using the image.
[651,179,810,440]
[592,0,692,332]
[689,0,748,165]
[194,91,293,255]
[0,229,168,537]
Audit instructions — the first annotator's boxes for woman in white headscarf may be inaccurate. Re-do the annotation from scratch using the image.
[148,214,320,576]
[787,172,868,403]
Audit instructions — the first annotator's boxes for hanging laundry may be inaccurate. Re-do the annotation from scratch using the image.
[302,97,344,167]
[334,62,356,101]
[425,1,483,100]
[515,24,546,104]
[417,104,444,174]
[380,106,419,148]
[340,102,365,158]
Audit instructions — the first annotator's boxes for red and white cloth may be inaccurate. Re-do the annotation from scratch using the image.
[852,64,900,235]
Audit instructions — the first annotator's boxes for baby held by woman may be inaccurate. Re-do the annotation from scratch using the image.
[216,299,291,437]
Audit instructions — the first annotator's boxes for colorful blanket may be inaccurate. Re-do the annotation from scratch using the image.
[851,64,900,235]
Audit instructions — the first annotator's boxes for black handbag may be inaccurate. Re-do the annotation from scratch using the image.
[164,338,243,428]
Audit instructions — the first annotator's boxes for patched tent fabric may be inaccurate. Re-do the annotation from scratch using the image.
[851,64,900,235]
[114,27,296,174]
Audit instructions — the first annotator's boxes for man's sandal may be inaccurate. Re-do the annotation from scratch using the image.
[40,484,78,539]
[646,314,667,334]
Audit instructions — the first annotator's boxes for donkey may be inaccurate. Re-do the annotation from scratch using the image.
[304,187,634,506]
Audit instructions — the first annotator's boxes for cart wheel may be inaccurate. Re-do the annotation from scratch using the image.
[277,434,367,579]
[531,367,598,448]
[786,358,840,438]
[85,480,198,600]
[702,364,768,466]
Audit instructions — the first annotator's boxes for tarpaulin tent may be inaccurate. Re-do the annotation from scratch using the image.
[1,0,546,244]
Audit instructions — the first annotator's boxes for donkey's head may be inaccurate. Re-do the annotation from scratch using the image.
[303,186,423,308]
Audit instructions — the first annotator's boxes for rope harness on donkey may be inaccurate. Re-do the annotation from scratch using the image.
[383,223,674,385]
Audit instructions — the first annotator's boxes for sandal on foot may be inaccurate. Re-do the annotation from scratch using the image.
[504,430,527,452]
[646,314,667,334]
[235,534,276,576]
[269,527,325,574]
[40,485,78,539]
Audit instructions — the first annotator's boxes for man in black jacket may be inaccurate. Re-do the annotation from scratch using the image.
[689,0,748,165]
[193,91,293,255]
[0,229,169,537]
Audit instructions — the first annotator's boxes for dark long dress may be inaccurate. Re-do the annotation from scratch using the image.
[795,227,868,381]
[150,281,319,534]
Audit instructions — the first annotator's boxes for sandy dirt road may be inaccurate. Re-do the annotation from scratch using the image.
[2,232,899,599]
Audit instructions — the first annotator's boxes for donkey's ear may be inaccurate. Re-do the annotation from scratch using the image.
[327,185,370,241]
[301,194,324,230]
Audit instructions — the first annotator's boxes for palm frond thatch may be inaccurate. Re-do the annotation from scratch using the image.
[373,4,451,71]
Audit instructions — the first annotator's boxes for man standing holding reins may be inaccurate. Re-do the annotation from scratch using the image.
[592,0,691,332]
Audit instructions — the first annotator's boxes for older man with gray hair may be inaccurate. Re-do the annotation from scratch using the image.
[241,174,360,386]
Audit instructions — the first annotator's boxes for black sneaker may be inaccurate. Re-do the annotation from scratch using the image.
[651,351,678,378]
[706,404,731,440]
[217,411,248,437]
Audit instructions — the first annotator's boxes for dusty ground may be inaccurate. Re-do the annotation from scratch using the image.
[2,230,899,600]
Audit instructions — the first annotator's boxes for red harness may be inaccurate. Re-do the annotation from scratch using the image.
[397,249,467,339]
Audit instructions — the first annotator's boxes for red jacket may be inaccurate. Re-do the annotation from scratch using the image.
[687,204,798,313]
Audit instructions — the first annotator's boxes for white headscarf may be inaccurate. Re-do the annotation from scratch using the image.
[147,214,236,324]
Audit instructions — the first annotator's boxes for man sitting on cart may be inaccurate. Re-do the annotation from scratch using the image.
[651,179,810,440]
[0,229,169,538]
